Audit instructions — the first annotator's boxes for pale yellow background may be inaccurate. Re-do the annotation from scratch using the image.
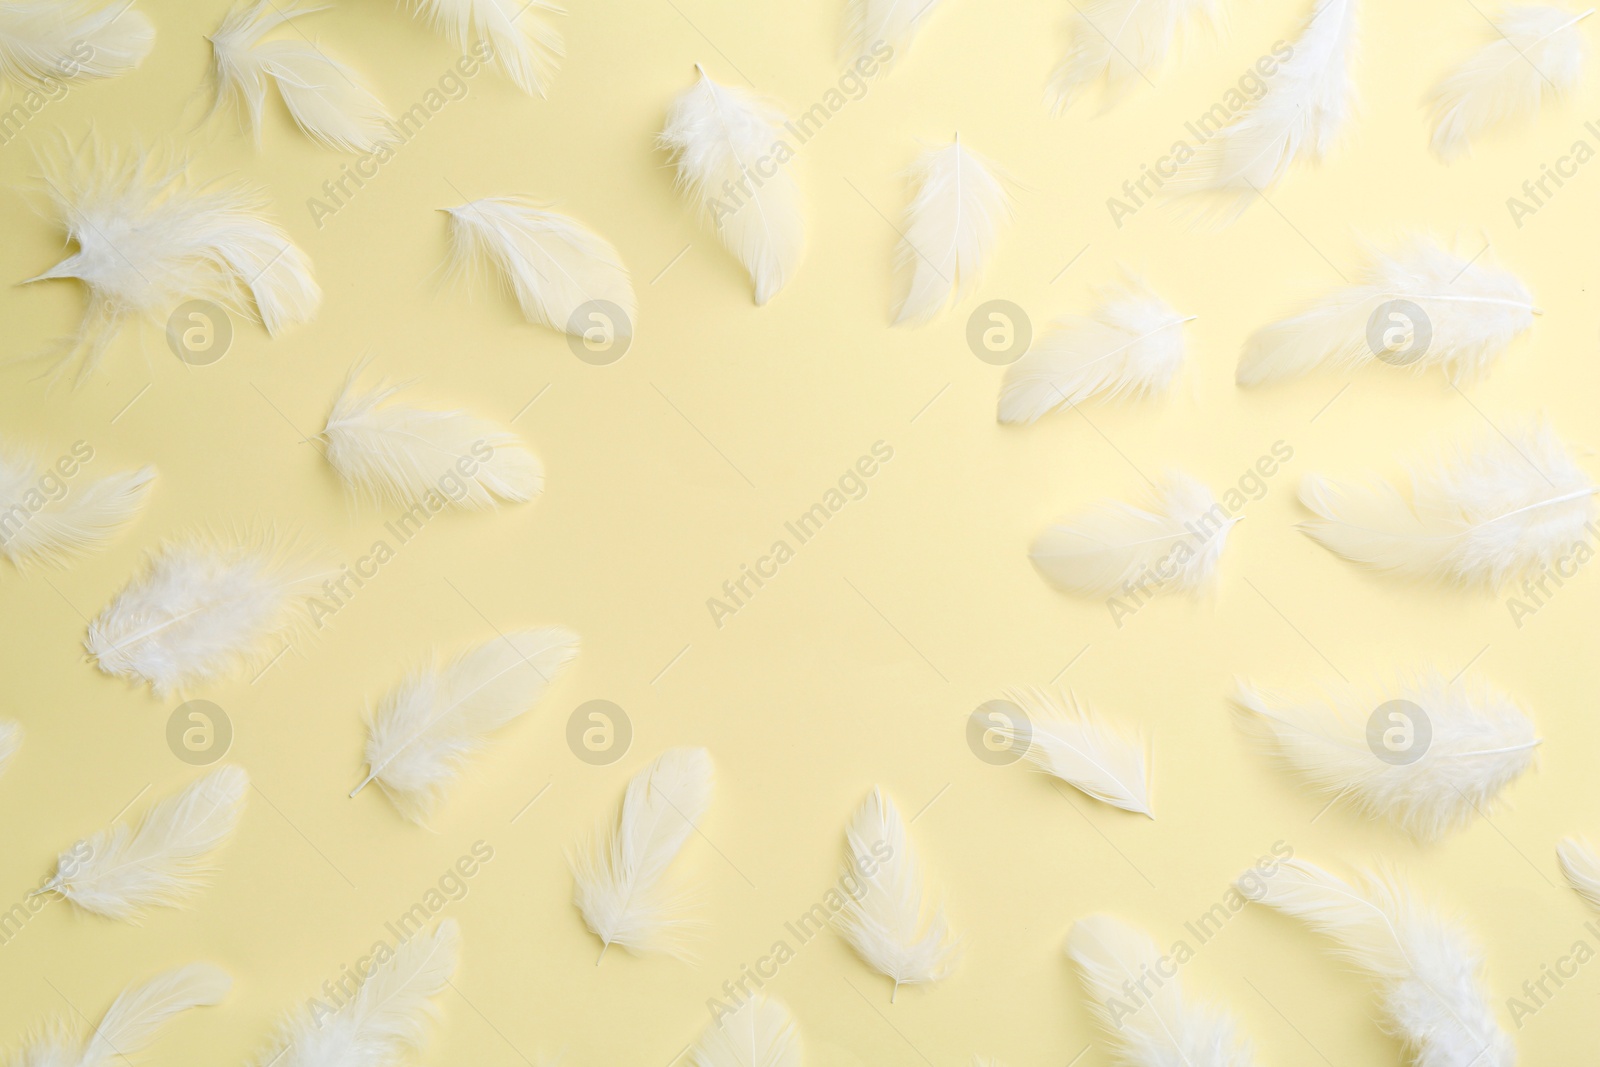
[2,0,1598,1063]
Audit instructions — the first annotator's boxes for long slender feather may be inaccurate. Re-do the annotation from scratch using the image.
[893,136,1007,326]
[0,0,153,88]
[16,963,231,1067]
[1557,837,1600,911]
[0,720,19,781]
[690,994,801,1067]
[999,688,1152,816]
[845,0,942,69]
[409,0,562,95]
[0,448,154,568]
[1047,0,1219,112]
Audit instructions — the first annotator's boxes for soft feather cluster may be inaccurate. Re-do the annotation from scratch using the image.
[409,0,563,96]
[999,688,1153,816]
[0,445,154,568]
[1047,0,1218,112]
[893,137,1007,325]
[13,963,231,1067]
[0,0,154,88]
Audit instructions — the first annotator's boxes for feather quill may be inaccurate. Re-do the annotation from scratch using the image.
[1557,837,1600,911]
[999,276,1192,424]
[39,765,248,919]
[0,0,153,88]
[409,0,562,95]
[1067,914,1256,1067]
[15,963,231,1067]
[573,746,714,959]
[1234,672,1538,841]
[999,688,1152,815]
[690,994,801,1067]
[0,720,19,781]
[1248,859,1514,1067]
[352,628,579,822]
[660,67,804,305]
[1047,0,1219,112]
[845,0,941,68]
[0,448,154,568]
[893,136,1007,325]
[1298,421,1597,588]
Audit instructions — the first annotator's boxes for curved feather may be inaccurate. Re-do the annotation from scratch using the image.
[18,963,231,1067]
[1000,688,1152,815]
[0,448,154,568]
[410,0,562,95]
[1557,837,1600,911]
[691,994,801,1067]
[0,720,19,781]
[845,0,942,67]
[1047,0,1219,112]
[893,137,1007,325]
[0,0,153,87]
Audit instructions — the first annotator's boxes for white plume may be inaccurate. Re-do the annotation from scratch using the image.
[14,963,231,1067]
[845,0,941,68]
[1234,672,1539,841]
[1428,5,1591,162]
[0,720,19,780]
[1298,421,1597,589]
[1237,237,1537,386]
[835,787,957,999]
[409,0,562,95]
[660,67,804,305]
[999,276,1192,424]
[893,136,1007,326]
[0,0,153,88]
[1248,859,1514,1067]
[998,688,1152,816]
[1067,914,1257,1067]
[39,765,248,920]
[352,628,579,823]
[690,994,801,1067]
[1047,0,1219,112]
[573,746,714,959]
[0,447,154,568]
[1558,837,1600,911]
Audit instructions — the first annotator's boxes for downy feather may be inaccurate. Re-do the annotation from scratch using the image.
[835,787,957,999]
[1031,472,1239,597]
[1234,672,1539,841]
[352,628,579,823]
[1067,914,1256,1067]
[893,136,1007,326]
[690,994,801,1067]
[999,276,1192,424]
[1298,421,1597,588]
[0,720,19,780]
[409,0,562,95]
[1247,859,1514,1067]
[0,447,154,568]
[573,746,714,958]
[14,963,231,1067]
[660,67,804,305]
[1557,837,1600,911]
[39,765,248,920]
[999,688,1152,816]
[442,196,635,339]
[845,0,942,69]
[1237,237,1537,386]
[1428,5,1591,162]
[1047,0,1219,112]
[0,0,153,88]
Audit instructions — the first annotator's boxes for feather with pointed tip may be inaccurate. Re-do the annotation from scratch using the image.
[0,720,19,780]
[1428,5,1591,162]
[1047,0,1219,112]
[0,448,154,568]
[836,788,957,999]
[893,137,1007,325]
[999,276,1192,424]
[0,0,153,88]
[409,0,561,95]
[352,628,579,822]
[16,963,231,1067]
[573,746,714,958]
[1068,915,1255,1066]
[40,765,248,920]
[1237,237,1536,386]
[1558,837,1600,911]
[1031,472,1238,598]
[1247,859,1514,1067]
[442,196,635,339]
[1299,422,1596,589]
[845,0,941,68]
[690,994,800,1067]
[1234,672,1538,841]
[998,688,1152,815]
[660,68,804,305]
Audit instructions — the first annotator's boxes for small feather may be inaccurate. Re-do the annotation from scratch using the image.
[0,720,19,780]
[1558,837,1600,911]
[845,0,942,69]
[0,0,153,88]
[16,963,231,1067]
[1047,0,1219,112]
[409,0,562,95]
[0,447,154,568]
[690,994,801,1067]
[893,137,1008,326]
[999,689,1152,816]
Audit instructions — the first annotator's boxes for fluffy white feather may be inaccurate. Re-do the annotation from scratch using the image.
[1248,859,1514,1067]
[1031,472,1239,598]
[690,994,801,1067]
[893,136,1007,326]
[836,787,957,999]
[1237,237,1537,386]
[1234,672,1539,841]
[0,720,19,781]
[409,0,562,95]
[15,963,231,1067]
[208,0,391,152]
[845,0,941,68]
[999,276,1192,424]
[39,765,248,920]
[1557,837,1600,911]
[1428,5,1591,162]
[0,448,154,568]
[442,196,635,339]
[1298,421,1597,589]
[573,746,714,959]
[1047,0,1218,112]
[322,368,542,509]
[660,67,804,305]
[0,0,153,87]
[86,534,328,695]
[1067,914,1256,1067]
[999,688,1152,816]
[352,628,579,822]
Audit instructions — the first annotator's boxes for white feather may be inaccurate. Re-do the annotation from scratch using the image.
[322,368,542,510]
[660,67,804,306]
[1428,5,1591,162]
[1237,237,1537,386]
[845,0,941,67]
[1234,672,1539,841]
[893,136,1007,326]
[409,0,562,95]
[573,746,714,959]
[86,534,328,695]
[1000,688,1152,816]
[0,0,153,88]
[1248,859,1514,1067]
[39,765,248,920]
[0,720,19,780]
[690,994,801,1067]
[836,787,957,999]
[1047,0,1219,112]
[442,196,635,338]
[1298,421,1597,588]
[1557,837,1600,911]
[260,919,459,1067]
[208,0,391,153]
[0,448,154,568]
[999,276,1192,424]
[352,628,579,823]
[1067,914,1256,1067]
[1031,472,1239,598]
[15,963,231,1067]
